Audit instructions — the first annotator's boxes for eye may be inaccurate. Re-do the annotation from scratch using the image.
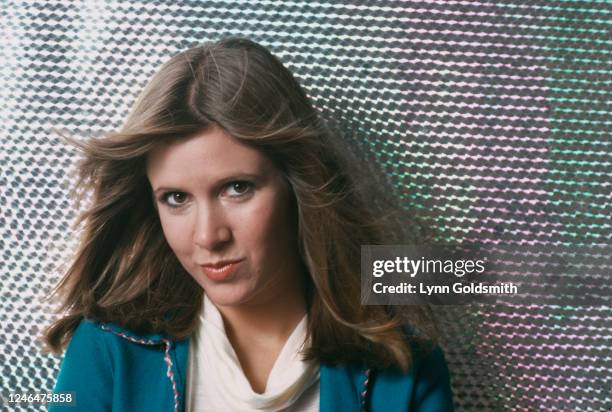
[224,181,254,198]
[159,192,188,208]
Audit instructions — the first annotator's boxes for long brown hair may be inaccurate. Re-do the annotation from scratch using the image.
[43,37,437,371]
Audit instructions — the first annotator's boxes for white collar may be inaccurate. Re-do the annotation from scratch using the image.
[188,294,319,411]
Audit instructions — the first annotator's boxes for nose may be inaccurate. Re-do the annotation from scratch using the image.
[193,203,232,250]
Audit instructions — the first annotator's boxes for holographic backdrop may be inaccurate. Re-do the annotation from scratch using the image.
[0,1,610,411]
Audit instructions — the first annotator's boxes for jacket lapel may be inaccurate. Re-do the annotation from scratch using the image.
[173,338,190,393]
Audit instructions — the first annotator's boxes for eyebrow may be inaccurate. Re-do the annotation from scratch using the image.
[152,173,263,195]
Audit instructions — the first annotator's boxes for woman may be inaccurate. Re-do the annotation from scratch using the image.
[44,37,453,411]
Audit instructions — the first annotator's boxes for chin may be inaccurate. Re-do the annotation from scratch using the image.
[202,284,254,307]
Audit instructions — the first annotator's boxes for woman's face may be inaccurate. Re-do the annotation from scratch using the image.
[146,127,304,308]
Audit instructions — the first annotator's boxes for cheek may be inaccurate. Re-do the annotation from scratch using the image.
[159,214,191,254]
[241,190,294,251]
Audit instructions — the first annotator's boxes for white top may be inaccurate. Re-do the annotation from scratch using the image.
[186,295,320,411]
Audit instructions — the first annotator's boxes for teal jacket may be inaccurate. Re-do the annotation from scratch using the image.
[50,319,454,411]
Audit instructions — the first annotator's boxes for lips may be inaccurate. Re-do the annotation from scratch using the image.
[199,259,244,282]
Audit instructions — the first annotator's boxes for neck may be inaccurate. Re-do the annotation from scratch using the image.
[209,273,310,394]
[216,275,308,347]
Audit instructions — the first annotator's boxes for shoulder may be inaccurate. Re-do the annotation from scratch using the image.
[49,320,115,411]
[71,318,109,340]
[61,318,171,364]
[410,345,453,409]
[323,342,454,412]
[411,344,450,376]
[51,318,191,412]
[54,319,127,376]
[55,318,169,378]
[408,346,455,411]
[60,319,120,357]
[61,319,115,365]
[370,344,454,412]
[69,318,168,346]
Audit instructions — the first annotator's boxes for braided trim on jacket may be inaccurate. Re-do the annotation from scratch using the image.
[99,324,181,412]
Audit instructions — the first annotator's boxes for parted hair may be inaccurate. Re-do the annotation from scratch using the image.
[43,37,438,371]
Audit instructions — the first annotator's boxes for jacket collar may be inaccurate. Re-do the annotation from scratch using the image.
[97,321,168,345]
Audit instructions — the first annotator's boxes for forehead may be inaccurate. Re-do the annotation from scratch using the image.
[146,127,273,184]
